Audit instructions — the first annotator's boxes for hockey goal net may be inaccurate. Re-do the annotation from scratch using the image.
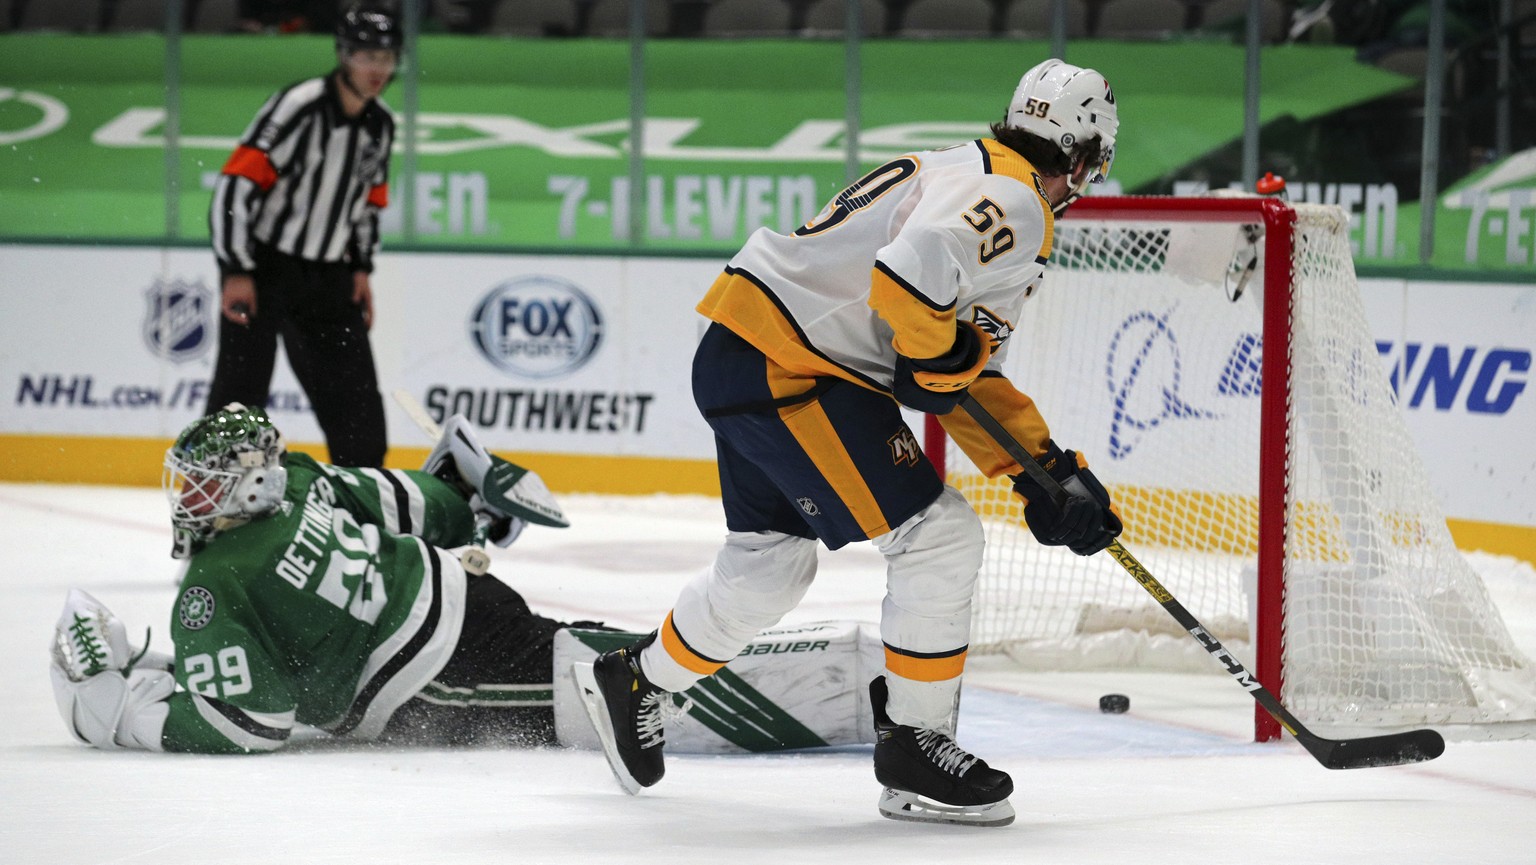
[934,195,1536,741]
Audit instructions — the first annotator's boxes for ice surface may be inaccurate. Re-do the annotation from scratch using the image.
[3,484,1533,864]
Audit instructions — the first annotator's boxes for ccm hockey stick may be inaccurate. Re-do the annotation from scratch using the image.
[957,394,1445,770]
[391,389,494,575]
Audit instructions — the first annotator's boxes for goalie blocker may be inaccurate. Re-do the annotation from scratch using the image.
[555,622,887,753]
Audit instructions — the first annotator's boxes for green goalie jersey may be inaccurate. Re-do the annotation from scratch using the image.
[161,454,474,754]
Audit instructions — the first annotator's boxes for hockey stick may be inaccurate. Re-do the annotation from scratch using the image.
[957,394,1445,770]
[391,389,493,575]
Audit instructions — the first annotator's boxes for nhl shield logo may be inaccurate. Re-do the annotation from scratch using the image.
[357,141,385,183]
[143,278,213,363]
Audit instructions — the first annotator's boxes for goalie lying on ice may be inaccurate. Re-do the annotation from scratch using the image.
[49,404,881,754]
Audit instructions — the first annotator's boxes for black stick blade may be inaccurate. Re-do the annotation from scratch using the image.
[1301,729,1447,770]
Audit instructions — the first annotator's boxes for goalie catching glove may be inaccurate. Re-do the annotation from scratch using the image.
[891,321,991,415]
[49,589,174,751]
[421,413,570,547]
[1012,442,1122,556]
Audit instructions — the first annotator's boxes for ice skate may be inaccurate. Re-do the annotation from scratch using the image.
[869,676,1015,827]
[572,633,670,795]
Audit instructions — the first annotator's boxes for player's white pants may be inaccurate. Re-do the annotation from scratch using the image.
[642,486,984,735]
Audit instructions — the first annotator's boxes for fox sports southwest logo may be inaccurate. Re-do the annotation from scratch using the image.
[470,276,604,378]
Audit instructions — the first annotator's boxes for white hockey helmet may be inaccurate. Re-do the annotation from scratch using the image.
[1005,59,1119,209]
[163,403,288,559]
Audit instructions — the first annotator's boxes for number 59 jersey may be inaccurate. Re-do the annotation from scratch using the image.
[699,138,1055,392]
[162,455,475,753]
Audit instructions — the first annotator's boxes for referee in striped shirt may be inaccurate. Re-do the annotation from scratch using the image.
[206,3,399,467]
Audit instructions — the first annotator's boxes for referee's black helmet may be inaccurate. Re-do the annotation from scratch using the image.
[336,3,402,53]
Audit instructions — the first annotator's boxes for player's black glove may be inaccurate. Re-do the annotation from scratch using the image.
[1011,441,1122,556]
[890,321,991,415]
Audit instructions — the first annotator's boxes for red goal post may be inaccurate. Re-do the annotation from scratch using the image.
[926,195,1536,743]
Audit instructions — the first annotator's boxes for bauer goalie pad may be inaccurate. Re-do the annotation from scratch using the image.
[554,621,883,753]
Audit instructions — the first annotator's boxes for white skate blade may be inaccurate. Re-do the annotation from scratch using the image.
[877,788,1015,828]
[571,662,642,796]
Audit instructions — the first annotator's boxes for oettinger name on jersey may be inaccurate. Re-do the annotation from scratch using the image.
[275,475,390,626]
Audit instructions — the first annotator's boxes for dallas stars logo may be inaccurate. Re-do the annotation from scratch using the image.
[179,586,215,630]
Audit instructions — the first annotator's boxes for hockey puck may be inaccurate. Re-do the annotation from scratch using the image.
[1099,694,1130,714]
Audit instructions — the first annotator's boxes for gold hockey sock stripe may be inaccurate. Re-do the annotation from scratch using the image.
[883,643,968,682]
[659,611,731,676]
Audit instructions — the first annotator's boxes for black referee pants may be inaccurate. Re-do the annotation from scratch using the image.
[205,244,386,467]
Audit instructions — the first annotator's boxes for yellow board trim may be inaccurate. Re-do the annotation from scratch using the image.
[6,434,1532,566]
[0,434,722,496]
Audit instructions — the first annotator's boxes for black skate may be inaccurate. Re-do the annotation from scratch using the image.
[870,676,1015,827]
[572,633,671,795]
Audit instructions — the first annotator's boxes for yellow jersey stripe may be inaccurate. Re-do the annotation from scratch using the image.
[936,373,1054,478]
[697,268,884,391]
[870,262,956,360]
[769,365,894,538]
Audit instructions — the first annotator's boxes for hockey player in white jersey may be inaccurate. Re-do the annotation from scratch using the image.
[575,59,1124,827]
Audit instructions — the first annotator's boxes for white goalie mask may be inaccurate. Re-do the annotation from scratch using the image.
[1005,59,1119,212]
[163,403,288,559]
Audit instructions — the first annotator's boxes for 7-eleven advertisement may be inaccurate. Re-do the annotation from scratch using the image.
[12,33,1498,267]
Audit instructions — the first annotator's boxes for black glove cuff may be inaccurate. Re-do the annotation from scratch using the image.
[907,320,983,374]
[1010,440,1075,502]
[891,354,965,414]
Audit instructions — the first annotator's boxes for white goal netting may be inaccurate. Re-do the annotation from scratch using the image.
[947,197,1536,736]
